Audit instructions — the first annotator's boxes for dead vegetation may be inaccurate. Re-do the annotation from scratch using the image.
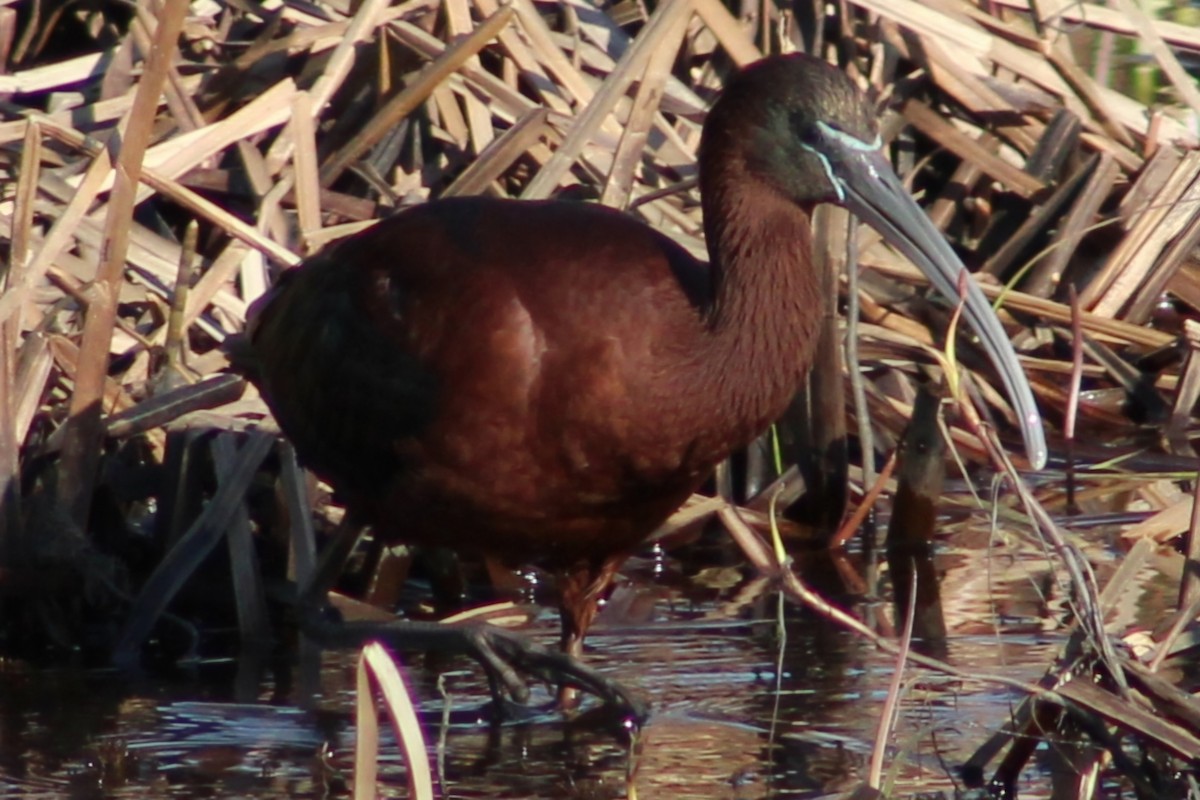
[1,0,1200,796]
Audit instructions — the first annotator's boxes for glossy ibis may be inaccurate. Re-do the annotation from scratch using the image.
[240,53,1045,690]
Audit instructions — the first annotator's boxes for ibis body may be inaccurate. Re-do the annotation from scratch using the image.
[245,53,1044,661]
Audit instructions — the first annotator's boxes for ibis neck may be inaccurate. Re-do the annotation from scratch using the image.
[695,176,824,445]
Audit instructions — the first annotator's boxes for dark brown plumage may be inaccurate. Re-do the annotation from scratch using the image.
[242,54,1044,669]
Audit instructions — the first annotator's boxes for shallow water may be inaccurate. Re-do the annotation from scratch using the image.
[0,510,1177,799]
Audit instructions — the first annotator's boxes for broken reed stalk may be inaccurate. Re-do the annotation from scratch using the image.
[355,642,434,800]
[55,0,190,528]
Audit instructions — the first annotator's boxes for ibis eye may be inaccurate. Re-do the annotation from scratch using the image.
[797,123,823,147]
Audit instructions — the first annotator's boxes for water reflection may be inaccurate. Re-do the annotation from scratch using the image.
[0,513,1172,798]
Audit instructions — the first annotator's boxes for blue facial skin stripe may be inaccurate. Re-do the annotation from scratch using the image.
[799,122,884,201]
[818,122,882,152]
[805,148,845,201]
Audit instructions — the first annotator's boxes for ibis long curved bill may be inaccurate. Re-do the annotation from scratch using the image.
[809,122,1047,470]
